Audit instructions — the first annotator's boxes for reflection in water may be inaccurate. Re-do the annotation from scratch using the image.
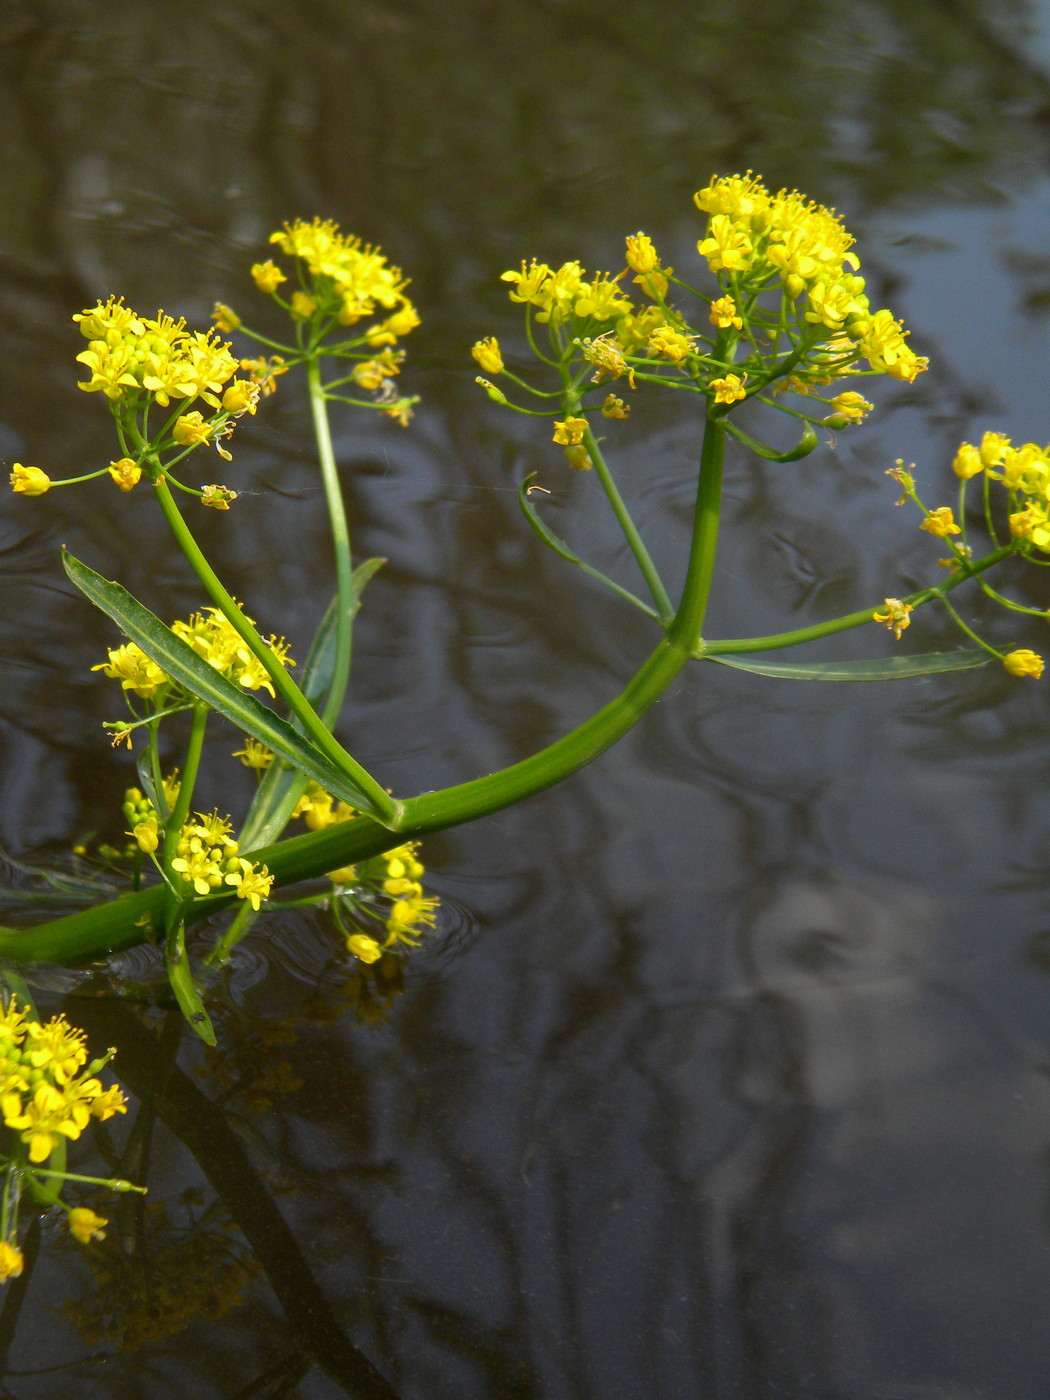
[3,0,1050,1395]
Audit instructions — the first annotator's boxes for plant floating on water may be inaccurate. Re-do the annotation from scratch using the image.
[3,175,1047,1047]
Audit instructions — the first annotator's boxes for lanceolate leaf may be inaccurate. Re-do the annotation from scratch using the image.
[724,419,819,463]
[706,649,991,681]
[63,550,375,809]
[239,558,387,851]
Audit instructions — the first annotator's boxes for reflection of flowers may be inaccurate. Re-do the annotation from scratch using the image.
[64,1200,258,1350]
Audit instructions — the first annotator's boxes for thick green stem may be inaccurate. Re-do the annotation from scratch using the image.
[306,356,354,725]
[669,414,726,649]
[151,475,399,827]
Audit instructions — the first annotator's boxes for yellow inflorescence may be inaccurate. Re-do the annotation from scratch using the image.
[265,218,420,339]
[74,298,255,410]
[694,172,928,384]
[0,1000,127,1166]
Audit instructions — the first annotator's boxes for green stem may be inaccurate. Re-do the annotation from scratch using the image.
[151,475,399,828]
[306,357,354,725]
[161,703,208,884]
[668,415,725,649]
[582,425,674,623]
[702,545,1015,655]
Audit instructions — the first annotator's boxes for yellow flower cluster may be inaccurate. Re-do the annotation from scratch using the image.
[291,780,357,831]
[338,843,439,963]
[167,810,273,908]
[74,298,257,411]
[262,218,420,341]
[694,172,928,383]
[93,607,294,704]
[0,1001,127,1165]
[501,259,633,327]
[953,432,1050,552]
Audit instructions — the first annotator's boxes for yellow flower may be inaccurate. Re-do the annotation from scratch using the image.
[951,443,984,479]
[564,445,593,471]
[68,1208,108,1245]
[200,484,237,510]
[108,458,142,491]
[10,463,50,496]
[347,934,383,964]
[602,394,630,419]
[552,417,587,446]
[471,338,504,375]
[647,324,694,363]
[232,738,273,770]
[709,373,747,405]
[697,213,754,273]
[251,260,286,294]
[221,379,260,416]
[501,259,553,304]
[625,232,659,275]
[0,1241,23,1282]
[131,818,159,854]
[827,391,872,423]
[873,597,913,640]
[211,303,241,333]
[1002,649,1043,678]
[172,412,214,448]
[290,291,317,320]
[980,431,1011,468]
[224,858,274,911]
[581,334,635,387]
[709,296,743,331]
[92,643,170,700]
[920,506,961,538]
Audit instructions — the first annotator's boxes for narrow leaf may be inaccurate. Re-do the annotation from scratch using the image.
[518,475,661,621]
[706,649,991,681]
[239,559,386,851]
[63,550,374,810]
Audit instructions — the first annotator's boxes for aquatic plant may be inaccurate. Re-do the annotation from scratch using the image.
[4,176,1045,1047]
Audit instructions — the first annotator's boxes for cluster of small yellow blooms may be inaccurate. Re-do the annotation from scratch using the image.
[291,780,357,831]
[337,843,440,964]
[93,606,294,706]
[254,218,420,339]
[125,802,273,909]
[694,172,928,384]
[233,737,274,771]
[285,790,439,962]
[0,1001,127,1167]
[64,1201,258,1350]
[501,259,634,327]
[953,431,1050,553]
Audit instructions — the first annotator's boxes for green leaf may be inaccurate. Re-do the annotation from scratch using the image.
[706,649,991,681]
[518,475,661,621]
[63,550,375,810]
[239,559,386,851]
[724,419,819,462]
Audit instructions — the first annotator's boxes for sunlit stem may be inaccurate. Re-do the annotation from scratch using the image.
[702,545,1015,654]
[161,703,208,885]
[668,413,725,649]
[203,900,258,968]
[306,356,354,726]
[151,475,399,827]
[30,1169,147,1194]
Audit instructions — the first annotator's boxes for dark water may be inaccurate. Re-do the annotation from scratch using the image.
[3,1,1050,1395]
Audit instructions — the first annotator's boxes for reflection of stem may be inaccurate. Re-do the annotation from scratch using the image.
[75,1003,399,1400]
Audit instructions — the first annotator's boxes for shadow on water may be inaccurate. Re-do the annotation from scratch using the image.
[3,1,1050,1395]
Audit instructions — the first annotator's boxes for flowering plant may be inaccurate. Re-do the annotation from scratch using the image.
[3,179,1046,1043]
